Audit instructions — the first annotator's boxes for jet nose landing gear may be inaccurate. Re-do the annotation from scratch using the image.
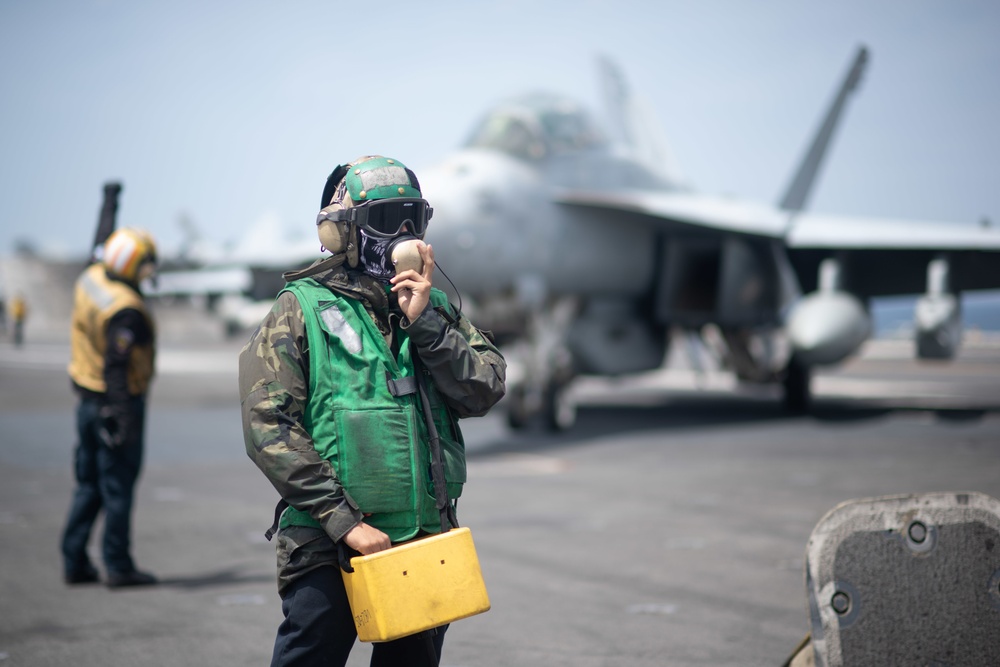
[506,374,577,432]
[505,297,579,432]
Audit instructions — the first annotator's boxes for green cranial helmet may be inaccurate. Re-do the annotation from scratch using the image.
[343,156,422,202]
[315,156,427,264]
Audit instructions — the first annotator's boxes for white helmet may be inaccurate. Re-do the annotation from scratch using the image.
[102,228,158,283]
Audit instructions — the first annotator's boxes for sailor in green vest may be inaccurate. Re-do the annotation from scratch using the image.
[239,155,506,667]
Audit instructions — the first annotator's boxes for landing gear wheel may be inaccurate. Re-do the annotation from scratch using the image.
[544,380,577,432]
[783,359,812,414]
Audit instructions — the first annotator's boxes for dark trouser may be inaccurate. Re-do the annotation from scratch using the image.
[271,565,447,667]
[61,395,145,576]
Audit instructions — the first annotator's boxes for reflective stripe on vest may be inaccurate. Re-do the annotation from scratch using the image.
[68,263,155,395]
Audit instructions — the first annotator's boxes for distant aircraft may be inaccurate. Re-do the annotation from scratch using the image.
[151,213,319,334]
[412,45,1000,429]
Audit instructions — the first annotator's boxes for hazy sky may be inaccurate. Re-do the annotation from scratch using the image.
[1,0,998,259]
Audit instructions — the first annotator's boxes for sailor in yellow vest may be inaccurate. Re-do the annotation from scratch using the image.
[11,293,27,346]
[62,228,159,588]
[240,156,506,666]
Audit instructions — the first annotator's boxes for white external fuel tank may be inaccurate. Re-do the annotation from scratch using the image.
[786,291,870,366]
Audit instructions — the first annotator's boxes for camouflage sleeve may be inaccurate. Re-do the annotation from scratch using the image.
[238,290,363,542]
[403,302,507,418]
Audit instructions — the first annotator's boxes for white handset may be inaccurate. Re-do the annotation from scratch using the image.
[391,239,424,275]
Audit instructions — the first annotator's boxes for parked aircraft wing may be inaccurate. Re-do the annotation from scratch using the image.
[554,188,1000,298]
[554,189,789,237]
[787,212,1000,250]
[152,266,252,296]
[785,211,1000,297]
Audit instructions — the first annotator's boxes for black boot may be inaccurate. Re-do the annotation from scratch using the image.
[106,569,158,589]
[65,564,101,585]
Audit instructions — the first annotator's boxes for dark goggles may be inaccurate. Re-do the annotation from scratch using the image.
[317,198,432,239]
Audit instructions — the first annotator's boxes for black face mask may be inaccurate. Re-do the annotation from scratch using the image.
[358,230,420,283]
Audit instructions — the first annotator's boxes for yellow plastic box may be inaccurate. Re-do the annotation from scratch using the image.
[341,527,491,642]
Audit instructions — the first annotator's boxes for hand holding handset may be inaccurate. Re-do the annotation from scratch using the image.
[389,238,432,322]
[391,238,424,275]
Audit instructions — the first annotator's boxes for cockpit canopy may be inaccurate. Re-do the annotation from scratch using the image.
[464,95,607,161]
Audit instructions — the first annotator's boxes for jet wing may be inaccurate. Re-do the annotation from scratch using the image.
[556,188,1000,297]
[784,211,1000,297]
[787,211,1000,250]
[554,189,790,238]
[150,266,252,297]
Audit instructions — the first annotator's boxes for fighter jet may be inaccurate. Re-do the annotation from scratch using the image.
[416,46,1000,430]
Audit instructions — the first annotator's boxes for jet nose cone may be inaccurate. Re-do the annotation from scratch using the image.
[414,149,544,297]
[418,161,481,257]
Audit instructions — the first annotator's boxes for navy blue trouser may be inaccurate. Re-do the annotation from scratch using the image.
[61,396,145,576]
[271,564,447,667]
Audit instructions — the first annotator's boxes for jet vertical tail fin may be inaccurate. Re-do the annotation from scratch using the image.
[597,55,685,186]
[598,55,630,145]
[779,46,869,213]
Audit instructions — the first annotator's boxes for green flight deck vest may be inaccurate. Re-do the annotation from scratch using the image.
[278,278,466,543]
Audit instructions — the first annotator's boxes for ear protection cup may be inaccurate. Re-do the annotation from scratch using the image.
[317,204,348,253]
[318,164,358,262]
[316,201,359,266]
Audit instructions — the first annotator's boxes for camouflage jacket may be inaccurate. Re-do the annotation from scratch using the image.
[239,258,506,544]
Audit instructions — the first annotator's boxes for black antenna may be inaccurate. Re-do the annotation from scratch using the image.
[91,181,123,260]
